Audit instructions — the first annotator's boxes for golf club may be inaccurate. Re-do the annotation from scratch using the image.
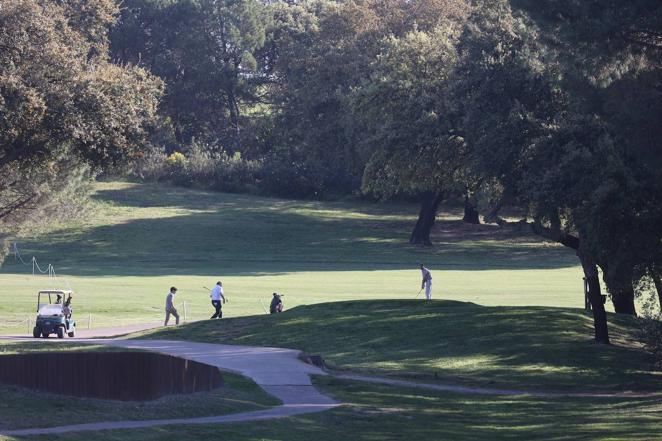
[205,285,229,302]
[415,288,423,298]
[259,299,269,314]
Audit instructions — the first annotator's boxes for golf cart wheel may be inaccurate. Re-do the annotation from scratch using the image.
[68,328,75,338]
[57,327,65,339]
[32,327,40,338]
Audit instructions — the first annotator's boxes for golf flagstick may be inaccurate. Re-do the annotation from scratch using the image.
[259,299,269,314]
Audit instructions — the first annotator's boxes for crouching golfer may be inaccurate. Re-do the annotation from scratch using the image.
[420,264,433,301]
[270,292,283,314]
[210,281,227,319]
[164,286,180,326]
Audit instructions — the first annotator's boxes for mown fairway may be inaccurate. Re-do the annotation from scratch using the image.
[2,181,584,333]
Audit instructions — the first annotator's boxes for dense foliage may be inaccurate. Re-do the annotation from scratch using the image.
[0,0,163,254]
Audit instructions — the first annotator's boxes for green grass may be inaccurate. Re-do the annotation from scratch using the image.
[0,341,132,355]
[0,342,279,431]
[6,377,662,441]
[0,181,591,333]
[130,300,662,392]
[1,182,659,439]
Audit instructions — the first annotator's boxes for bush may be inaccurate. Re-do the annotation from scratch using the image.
[130,143,361,199]
[165,151,192,187]
[131,143,261,193]
[132,150,169,182]
[260,156,325,198]
[260,154,360,199]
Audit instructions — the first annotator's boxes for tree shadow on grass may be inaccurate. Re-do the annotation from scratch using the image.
[150,300,660,392]
[2,183,579,277]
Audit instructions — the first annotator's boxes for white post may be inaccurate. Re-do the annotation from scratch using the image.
[32,257,35,276]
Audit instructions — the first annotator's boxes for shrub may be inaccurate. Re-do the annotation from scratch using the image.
[260,154,360,199]
[131,143,261,193]
[260,156,325,198]
[130,143,360,199]
[132,150,169,182]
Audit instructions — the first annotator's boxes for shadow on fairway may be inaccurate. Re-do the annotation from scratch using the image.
[1,183,579,277]
[135,300,662,393]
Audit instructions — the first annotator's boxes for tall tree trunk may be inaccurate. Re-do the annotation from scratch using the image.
[529,222,609,342]
[603,263,637,315]
[410,191,444,245]
[226,87,241,152]
[650,267,662,311]
[578,248,610,344]
[463,195,480,224]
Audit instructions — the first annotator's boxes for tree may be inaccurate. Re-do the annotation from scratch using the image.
[110,0,270,151]
[451,0,622,338]
[508,0,662,315]
[267,0,470,198]
[356,24,467,244]
[452,0,661,337]
[0,0,162,261]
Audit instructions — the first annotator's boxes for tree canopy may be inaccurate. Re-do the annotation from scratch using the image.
[0,0,162,247]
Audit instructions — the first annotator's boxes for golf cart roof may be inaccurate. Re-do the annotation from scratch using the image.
[38,290,73,295]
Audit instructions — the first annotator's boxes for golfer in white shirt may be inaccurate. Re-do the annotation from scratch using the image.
[420,264,433,300]
[210,281,226,319]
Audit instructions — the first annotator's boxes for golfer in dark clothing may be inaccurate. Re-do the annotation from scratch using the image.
[269,292,283,314]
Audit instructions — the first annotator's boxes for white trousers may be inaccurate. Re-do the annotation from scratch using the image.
[425,280,432,300]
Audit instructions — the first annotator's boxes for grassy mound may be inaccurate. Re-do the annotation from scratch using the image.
[132,300,661,392]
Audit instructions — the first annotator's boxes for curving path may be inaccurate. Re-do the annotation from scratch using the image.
[335,373,662,399]
[0,338,340,437]
[1,335,660,436]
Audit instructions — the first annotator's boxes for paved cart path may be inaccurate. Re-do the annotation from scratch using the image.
[0,338,340,437]
[1,334,660,437]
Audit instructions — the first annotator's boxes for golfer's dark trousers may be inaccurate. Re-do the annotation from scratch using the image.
[211,300,222,319]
